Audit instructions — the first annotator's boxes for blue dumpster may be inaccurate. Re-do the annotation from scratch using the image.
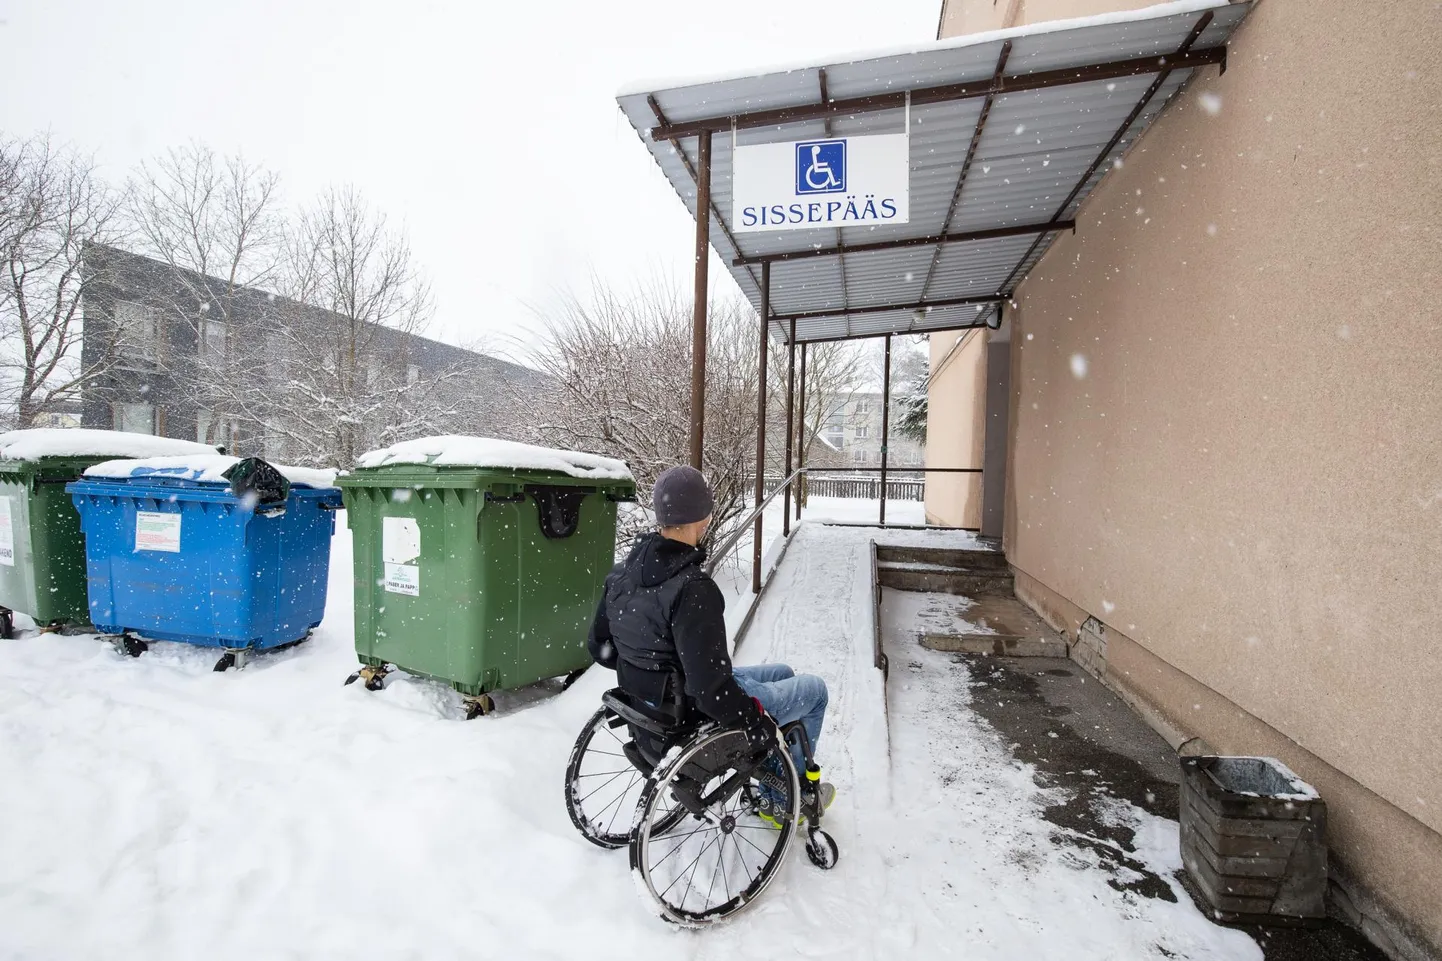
[67,455,341,669]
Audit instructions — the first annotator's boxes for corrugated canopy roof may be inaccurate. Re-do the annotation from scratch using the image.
[617,0,1253,344]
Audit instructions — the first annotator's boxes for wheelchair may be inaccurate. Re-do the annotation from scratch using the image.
[564,679,839,925]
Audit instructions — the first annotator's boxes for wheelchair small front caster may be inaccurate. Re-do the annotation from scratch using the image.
[806,829,839,869]
[463,693,496,720]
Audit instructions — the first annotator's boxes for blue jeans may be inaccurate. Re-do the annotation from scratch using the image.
[733,664,828,774]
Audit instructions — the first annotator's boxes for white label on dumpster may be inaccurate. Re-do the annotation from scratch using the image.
[0,497,13,566]
[382,517,421,596]
[383,562,420,596]
[135,511,181,553]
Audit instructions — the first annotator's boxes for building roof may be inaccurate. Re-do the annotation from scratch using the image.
[617,0,1253,344]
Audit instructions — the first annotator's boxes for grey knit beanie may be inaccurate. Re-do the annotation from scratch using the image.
[651,466,714,527]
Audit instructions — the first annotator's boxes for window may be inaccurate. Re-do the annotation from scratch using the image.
[200,319,227,364]
[855,425,869,439]
[852,449,866,463]
[115,301,159,360]
[115,402,154,435]
[855,400,870,414]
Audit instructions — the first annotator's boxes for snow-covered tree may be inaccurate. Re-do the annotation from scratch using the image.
[0,133,128,427]
[264,186,452,467]
[126,143,284,448]
[894,345,929,444]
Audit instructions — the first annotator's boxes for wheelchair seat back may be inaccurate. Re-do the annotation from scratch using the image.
[602,677,694,772]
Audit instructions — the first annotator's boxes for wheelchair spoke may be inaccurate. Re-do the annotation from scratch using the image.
[574,768,630,777]
[661,832,719,903]
[578,768,632,805]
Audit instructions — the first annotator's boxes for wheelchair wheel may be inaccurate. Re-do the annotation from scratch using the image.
[565,706,648,848]
[629,726,801,925]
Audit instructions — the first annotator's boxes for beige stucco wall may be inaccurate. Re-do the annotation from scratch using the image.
[937,0,1153,37]
[993,0,1442,952]
[924,328,988,527]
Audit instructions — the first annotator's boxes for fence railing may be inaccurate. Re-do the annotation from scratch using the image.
[750,475,924,501]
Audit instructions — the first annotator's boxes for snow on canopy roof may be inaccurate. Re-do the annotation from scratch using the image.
[84,455,338,490]
[0,429,218,463]
[616,0,1253,345]
[355,436,634,481]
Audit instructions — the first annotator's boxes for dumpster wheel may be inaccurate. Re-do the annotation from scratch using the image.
[345,664,391,691]
[0,608,11,640]
[117,633,149,658]
[463,693,496,720]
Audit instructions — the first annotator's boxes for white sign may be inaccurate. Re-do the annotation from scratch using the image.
[135,511,181,553]
[382,516,421,596]
[0,497,14,566]
[383,563,420,596]
[732,133,910,233]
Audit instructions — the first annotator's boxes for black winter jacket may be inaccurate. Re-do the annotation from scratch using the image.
[587,532,758,728]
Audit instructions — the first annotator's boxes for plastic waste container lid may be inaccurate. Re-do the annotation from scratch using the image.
[350,435,633,481]
[82,454,338,490]
[0,429,219,471]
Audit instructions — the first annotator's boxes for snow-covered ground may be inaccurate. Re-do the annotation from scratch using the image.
[0,507,1259,960]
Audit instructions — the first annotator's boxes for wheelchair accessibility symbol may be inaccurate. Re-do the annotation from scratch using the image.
[795,139,846,195]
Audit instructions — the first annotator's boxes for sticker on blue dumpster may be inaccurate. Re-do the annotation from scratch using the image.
[382,516,420,596]
[135,511,182,552]
[0,497,13,565]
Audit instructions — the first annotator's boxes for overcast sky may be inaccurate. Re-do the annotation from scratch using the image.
[1,0,939,352]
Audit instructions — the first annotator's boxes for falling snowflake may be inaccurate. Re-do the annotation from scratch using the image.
[1069,354,1088,379]
[1198,92,1223,116]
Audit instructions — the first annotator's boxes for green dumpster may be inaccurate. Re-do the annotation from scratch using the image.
[0,429,220,637]
[338,436,634,716]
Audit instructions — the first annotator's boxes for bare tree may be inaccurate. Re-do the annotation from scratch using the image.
[766,338,865,502]
[518,280,759,551]
[126,143,285,447]
[264,186,441,467]
[0,133,128,428]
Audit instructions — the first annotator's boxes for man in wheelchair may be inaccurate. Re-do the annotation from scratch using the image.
[586,464,835,823]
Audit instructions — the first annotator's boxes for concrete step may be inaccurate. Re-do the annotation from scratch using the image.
[878,566,1015,596]
[915,594,1064,657]
[875,546,1010,571]
[921,633,1066,657]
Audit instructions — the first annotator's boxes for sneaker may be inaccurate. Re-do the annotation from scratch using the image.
[755,782,837,828]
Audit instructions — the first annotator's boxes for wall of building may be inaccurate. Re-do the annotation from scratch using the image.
[924,328,988,527]
[995,0,1442,955]
[937,0,1155,38]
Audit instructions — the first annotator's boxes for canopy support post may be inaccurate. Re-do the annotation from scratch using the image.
[689,131,712,470]
[752,262,770,595]
[880,334,893,527]
[783,320,796,537]
[796,343,808,521]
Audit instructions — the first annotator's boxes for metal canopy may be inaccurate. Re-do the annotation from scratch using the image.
[617,0,1253,344]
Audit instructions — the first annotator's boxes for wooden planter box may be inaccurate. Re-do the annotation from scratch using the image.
[1180,755,1327,924]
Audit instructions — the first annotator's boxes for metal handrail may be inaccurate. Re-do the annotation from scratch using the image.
[704,467,804,575]
[704,464,984,575]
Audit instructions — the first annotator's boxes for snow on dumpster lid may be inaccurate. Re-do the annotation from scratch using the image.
[355,436,633,481]
[0,428,218,463]
[83,455,338,490]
